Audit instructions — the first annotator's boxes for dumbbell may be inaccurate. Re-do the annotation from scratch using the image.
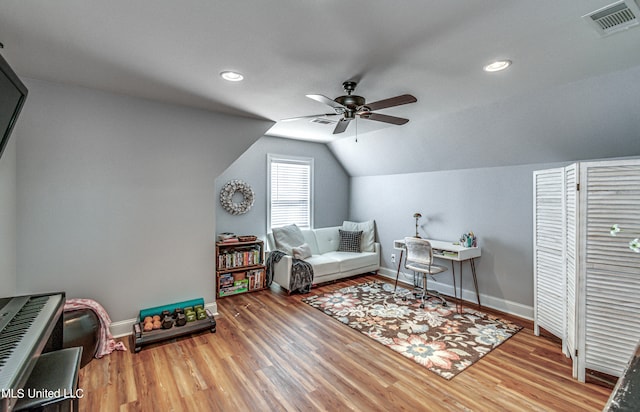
[175,313,187,326]
[184,307,197,322]
[161,315,174,329]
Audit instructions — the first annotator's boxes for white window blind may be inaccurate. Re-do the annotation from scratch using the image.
[268,155,313,230]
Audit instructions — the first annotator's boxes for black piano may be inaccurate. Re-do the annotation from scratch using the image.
[0,293,65,412]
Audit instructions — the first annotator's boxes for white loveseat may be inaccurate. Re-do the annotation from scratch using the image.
[266,224,380,293]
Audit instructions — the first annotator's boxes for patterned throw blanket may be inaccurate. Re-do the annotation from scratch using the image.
[266,250,314,294]
[64,298,127,358]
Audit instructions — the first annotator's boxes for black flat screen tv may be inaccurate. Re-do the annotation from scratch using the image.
[0,53,28,161]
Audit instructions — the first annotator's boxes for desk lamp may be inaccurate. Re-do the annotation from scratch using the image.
[413,213,422,238]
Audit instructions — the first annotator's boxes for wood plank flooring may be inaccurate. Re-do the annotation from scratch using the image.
[78,274,612,411]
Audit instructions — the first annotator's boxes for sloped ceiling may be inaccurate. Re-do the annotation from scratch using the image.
[1,1,640,175]
[329,64,640,176]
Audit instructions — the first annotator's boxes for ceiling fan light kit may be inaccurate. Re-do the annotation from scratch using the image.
[291,81,417,135]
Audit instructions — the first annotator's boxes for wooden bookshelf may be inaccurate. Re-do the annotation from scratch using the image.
[215,239,266,298]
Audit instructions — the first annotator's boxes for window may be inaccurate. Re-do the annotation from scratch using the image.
[268,154,313,230]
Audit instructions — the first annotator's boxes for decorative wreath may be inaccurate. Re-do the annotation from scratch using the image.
[220,179,255,215]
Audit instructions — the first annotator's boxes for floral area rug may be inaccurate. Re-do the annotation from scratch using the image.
[302,281,522,380]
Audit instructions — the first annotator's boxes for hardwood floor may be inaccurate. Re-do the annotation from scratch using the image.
[78,274,612,411]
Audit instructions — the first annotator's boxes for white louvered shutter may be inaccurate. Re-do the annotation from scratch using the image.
[578,160,640,380]
[533,168,566,340]
[564,164,578,375]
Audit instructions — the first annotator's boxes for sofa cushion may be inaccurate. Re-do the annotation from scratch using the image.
[266,232,276,251]
[300,230,320,255]
[272,224,305,255]
[323,251,379,272]
[338,229,363,253]
[342,220,375,252]
[314,227,341,254]
[305,254,341,277]
[292,243,312,260]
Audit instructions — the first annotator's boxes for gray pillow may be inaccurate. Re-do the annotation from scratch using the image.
[272,224,305,255]
[292,243,312,260]
[338,229,363,253]
[342,220,375,252]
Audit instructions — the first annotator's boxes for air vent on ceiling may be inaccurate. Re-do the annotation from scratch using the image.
[310,117,337,125]
[584,0,640,36]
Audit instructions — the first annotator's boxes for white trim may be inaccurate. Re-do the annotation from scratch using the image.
[378,267,533,320]
[110,319,136,339]
[110,301,218,338]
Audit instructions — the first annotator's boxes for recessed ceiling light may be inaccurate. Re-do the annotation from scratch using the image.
[220,71,244,82]
[483,60,512,72]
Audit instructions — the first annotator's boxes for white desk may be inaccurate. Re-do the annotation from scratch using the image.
[393,238,482,307]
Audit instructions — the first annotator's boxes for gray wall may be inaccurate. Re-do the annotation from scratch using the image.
[215,135,350,239]
[15,79,273,321]
[350,161,566,316]
[0,137,17,297]
[341,64,640,318]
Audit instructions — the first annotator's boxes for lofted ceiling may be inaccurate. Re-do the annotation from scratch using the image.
[2,1,640,175]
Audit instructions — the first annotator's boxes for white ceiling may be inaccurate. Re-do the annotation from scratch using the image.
[2,0,640,173]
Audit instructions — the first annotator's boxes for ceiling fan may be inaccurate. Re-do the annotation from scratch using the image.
[284,81,417,134]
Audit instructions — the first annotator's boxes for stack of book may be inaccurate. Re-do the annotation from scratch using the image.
[217,246,261,269]
[246,269,264,291]
[219,275,249,297]
[217,232,238,243]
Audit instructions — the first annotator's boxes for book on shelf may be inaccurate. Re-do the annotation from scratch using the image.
[234,279,249,287]
[247,272,256,290]
[219,273,234,287]
[246,268,264,290]
[219,285,249,296]
[217,246,262,269]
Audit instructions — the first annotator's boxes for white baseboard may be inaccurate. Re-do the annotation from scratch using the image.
[110,301,219,338]
[378,267,533,320]
[110,274,533,338]
[110,319,136,339]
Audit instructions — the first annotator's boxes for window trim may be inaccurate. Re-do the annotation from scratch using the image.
[267,154,314,232]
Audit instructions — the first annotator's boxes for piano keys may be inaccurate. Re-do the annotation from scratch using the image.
[0,292,64,412]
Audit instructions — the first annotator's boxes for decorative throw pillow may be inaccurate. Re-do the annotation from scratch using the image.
[338,229,363,253]
[272,224,305,255]
[292,243,312,260]
[342,220,375,252]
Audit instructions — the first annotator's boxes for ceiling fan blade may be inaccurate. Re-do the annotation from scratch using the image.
[359,112,409,125]
[280,113,339,122]
[333,118,351,134]
[363,94,417,112]
[306,94,346,111]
